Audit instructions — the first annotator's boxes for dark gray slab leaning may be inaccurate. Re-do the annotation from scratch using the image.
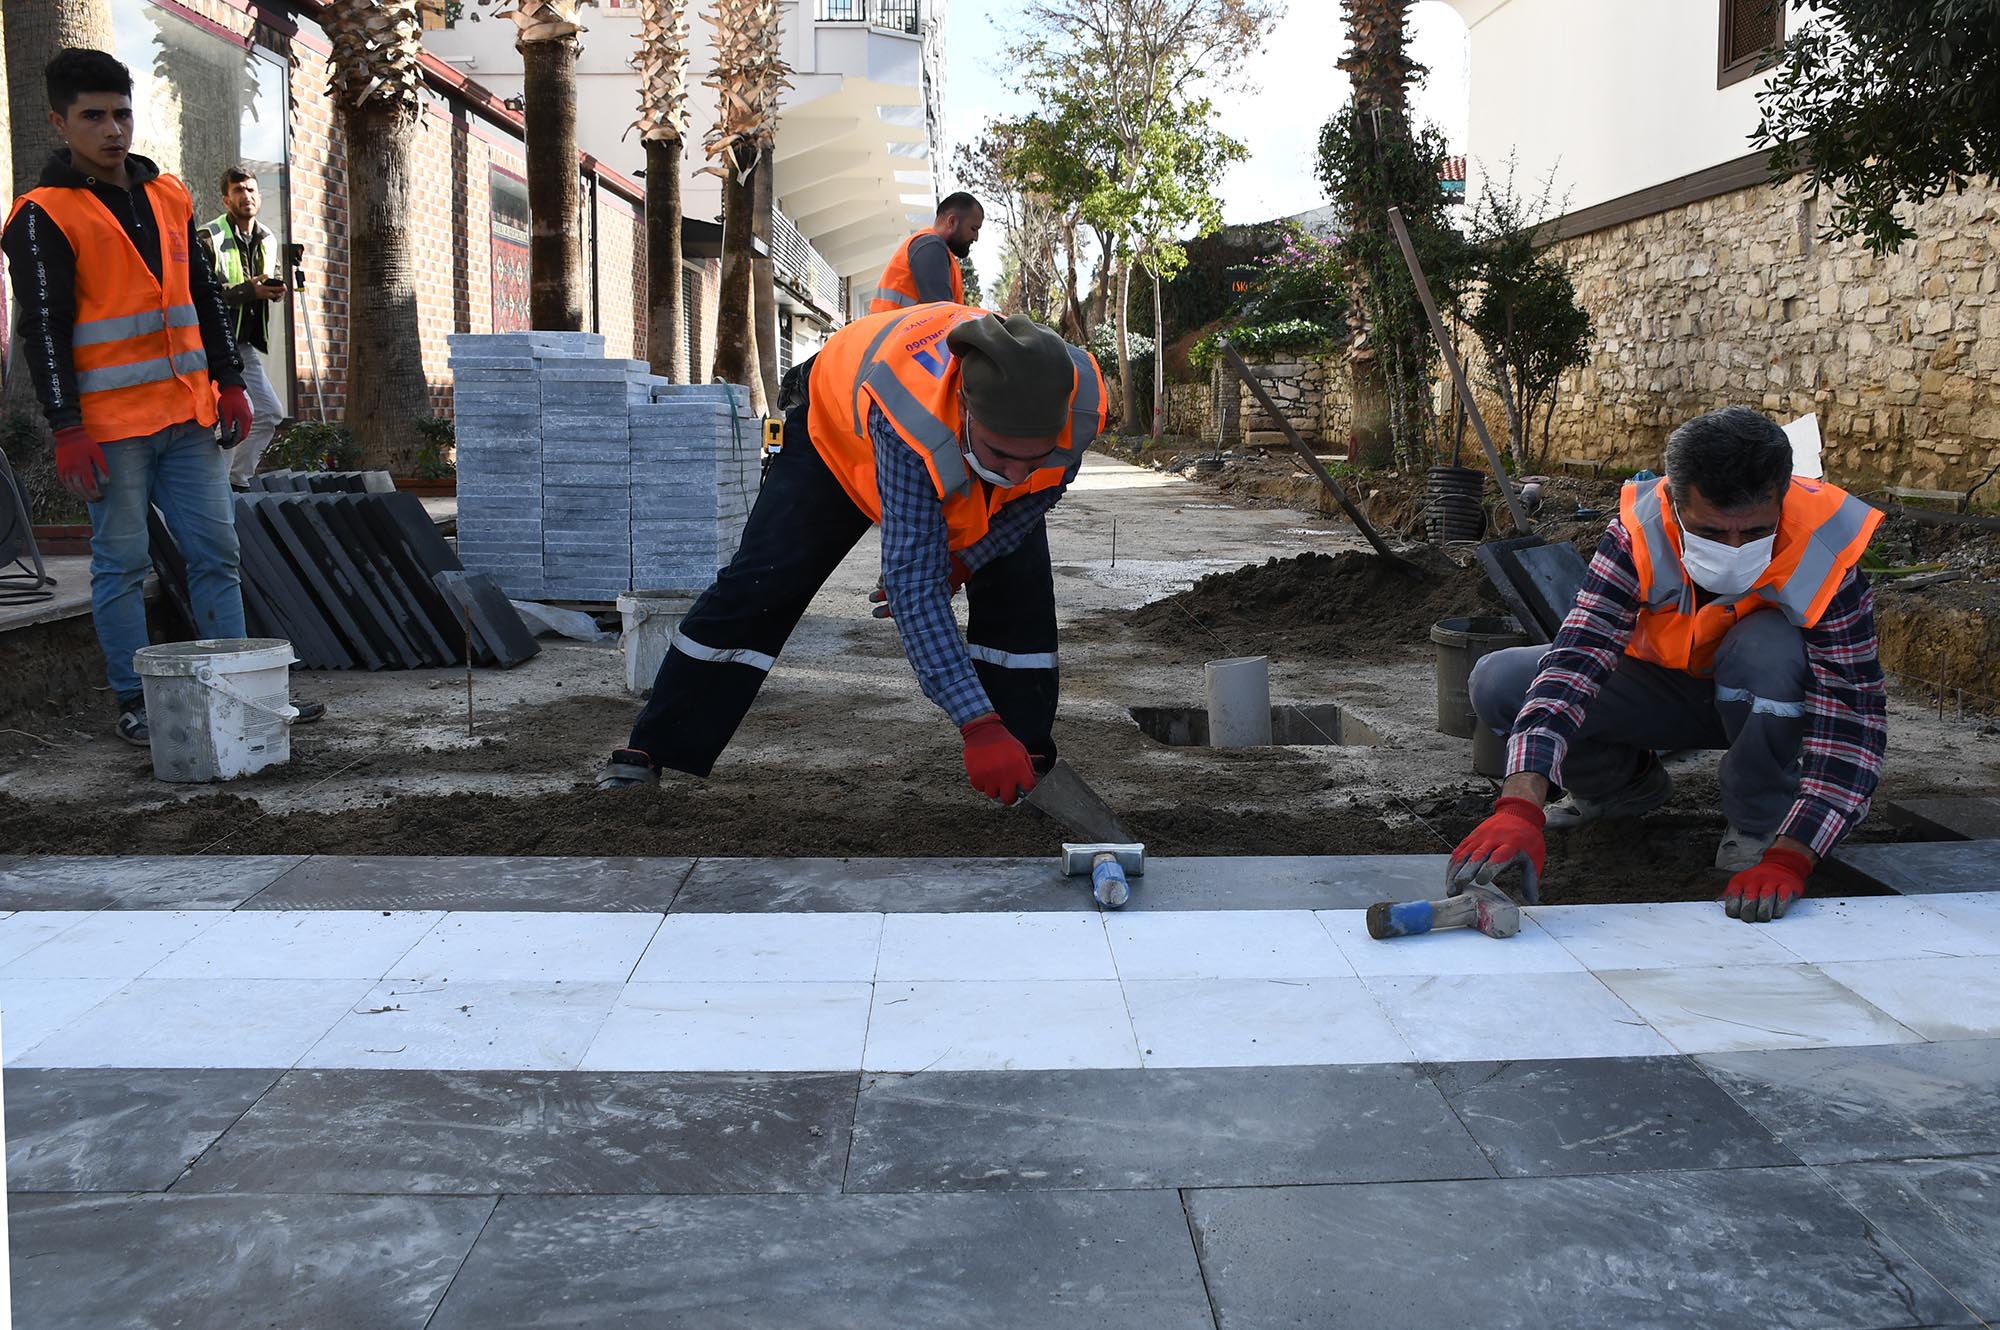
[240,855,693,911]
[671,853,1447,913]
[425,1191,1214,1330]
[178,1069,854,1196]
[1185,1167,1963,1329]
[4,1068,282,1192]
[1699,1039,2000,1164]
[1889,796,2000,842]
[846,1063,1493,1193]
[8,1192,495,1330]
[1827,839,2000,894]
[0,855,305,910]
[1817,1156,2000,1324]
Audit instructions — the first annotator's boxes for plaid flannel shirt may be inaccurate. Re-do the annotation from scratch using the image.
[1506,520,1888,856]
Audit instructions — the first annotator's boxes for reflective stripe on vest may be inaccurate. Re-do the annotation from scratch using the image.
[73,304,201,349]
[1627,478,1687,611]
[871,287,917,309]
[78,349,210,394]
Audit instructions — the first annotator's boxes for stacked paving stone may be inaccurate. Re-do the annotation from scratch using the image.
[448,333,759,602]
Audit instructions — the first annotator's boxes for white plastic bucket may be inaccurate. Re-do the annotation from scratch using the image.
[1204,655,1274,747]
[617,590,699,695]
[134,638,299,783]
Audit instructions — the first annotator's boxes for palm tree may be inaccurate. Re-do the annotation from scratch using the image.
[702,0,787,414]
[323,0,432,471]
[505,0,584,330]
[631,0,690,381]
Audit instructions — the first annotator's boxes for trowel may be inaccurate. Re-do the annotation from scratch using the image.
[1023,758,1145,909]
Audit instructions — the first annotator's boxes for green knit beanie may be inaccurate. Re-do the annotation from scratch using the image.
[946,314,1075,437]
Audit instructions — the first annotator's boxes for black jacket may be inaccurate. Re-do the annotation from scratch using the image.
[2,149,243,434]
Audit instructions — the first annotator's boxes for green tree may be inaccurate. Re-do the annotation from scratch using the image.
[1755,0,2000,254]
[958,252,985,307]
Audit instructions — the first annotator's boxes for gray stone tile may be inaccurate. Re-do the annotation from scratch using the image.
[1700,1039,2000,1163]
[1186,1168,1962,1329]
[8,1192,495,1330]
[180,1069,854,1195]
[1889,796,2000,841]
[5,1068,282,1192]
[847,1064,1492,1192]
[427,1191,1213,1330]
[1827,840,2000,894]
[242,855,693,911]
[1426,1055,1800,1177]
[1820,1157,2000,1324]
[0,855,306,910]
[673,854,1447,913]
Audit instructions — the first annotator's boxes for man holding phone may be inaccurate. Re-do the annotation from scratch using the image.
[200,164,287,486]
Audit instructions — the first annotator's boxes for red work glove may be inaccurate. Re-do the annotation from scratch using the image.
[1720,846,1813,923]
[54,425,108,502]
[1447,797,1547,904]
[217,383,253,447]
[870,556,972,620]
[960,712,1036,805]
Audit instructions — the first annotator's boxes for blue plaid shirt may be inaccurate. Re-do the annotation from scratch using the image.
[872,404,1065,726]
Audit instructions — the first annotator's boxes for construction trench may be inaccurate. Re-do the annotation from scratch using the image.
[4,446,1998,906]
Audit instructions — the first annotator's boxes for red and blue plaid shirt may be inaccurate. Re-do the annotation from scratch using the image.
[1507,520,1888,856]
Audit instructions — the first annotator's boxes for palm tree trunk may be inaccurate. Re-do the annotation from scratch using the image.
[644,137,687,382]
[344,102,430,472]
[751,143,780,410]
[714,160,766,415]
[523,37,584,330]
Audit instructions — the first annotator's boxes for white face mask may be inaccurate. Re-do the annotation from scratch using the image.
[961,445,1016,488]
[1674,507,1775,596]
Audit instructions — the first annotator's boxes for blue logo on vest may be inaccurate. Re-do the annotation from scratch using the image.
[912,343,952,379]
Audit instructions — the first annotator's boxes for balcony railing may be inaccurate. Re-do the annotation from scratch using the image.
[813,0,920,35]
[772,209,842,316]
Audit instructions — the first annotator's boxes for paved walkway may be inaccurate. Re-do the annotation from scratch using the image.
[3,854,1998,1327]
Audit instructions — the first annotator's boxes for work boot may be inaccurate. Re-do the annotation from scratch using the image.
[1715,825,1780,873]
[115,697,150,747]
[292,698,327,724]
[595,747,659,790]
[1542,756,1673,830]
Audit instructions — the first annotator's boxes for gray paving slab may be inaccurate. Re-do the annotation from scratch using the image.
[426,1191,1214,1330]
[1818,1156,2000,1325]
[846,1064,1492,1193]
[240,855,693,911]
[1425,1055,1799,1177]
[0,855,306,910]
[9,1192,496,1330]
[1699,1039,2000,1163]
[671,853,1447,913]
[5,1068,282,1192]
[1889,796,2000,841]
[1185,1167,1963,1329]
[180,1069,854,1196]
[1826,840,2000,894]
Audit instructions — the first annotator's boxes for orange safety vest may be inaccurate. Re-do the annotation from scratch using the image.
[868,230,964,314]
[6,174,216,442]
[807,303,1105,552]
[1620,474,1882,676]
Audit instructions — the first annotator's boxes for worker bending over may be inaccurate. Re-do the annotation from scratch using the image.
[1449,406,1887,922]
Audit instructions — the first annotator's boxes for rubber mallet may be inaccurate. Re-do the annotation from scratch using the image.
[1366,884,1521,940]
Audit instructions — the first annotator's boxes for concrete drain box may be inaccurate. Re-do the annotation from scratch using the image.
[1129,704,1382,747]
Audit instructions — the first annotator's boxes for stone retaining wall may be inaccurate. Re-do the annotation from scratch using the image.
[1234,355,1354,451]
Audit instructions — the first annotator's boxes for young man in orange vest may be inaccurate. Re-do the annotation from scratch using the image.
[1448,407,1888,923]
[598,303,1105,803]
[867,193,982,314]
[4,49,256,746]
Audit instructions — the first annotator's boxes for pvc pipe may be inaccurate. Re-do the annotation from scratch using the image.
[1204,656,1273,747]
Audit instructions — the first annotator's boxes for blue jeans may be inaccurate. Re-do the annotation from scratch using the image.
[85,419,245,701]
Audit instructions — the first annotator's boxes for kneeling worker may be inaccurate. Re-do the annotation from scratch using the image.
[597,303,1105,804]
[1449,406,1887,922]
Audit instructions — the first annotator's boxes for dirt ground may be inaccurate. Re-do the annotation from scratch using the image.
[4,449,1997,906]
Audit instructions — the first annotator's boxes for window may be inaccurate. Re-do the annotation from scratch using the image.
[1718,0,1785,89]
[489,170,531,332]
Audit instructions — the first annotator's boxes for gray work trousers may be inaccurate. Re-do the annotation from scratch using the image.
[1469,610,1809,836]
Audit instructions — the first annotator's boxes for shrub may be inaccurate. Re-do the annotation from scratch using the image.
[266,420,359,472]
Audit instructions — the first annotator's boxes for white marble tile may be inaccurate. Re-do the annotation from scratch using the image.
[581,981,874,1071]
[1909,892,2000,951]
[1818,957,2000,1041]
[1762,896,1996,964]
[1106,910,1352,981]
[1594,964,1924,1054]
[1321,910,1586,977]
[0,911,223,980]
[1366,972,1675,1062]
[1532,901,1798,970]
[632,913,883,984]
[298,980,625,1070]
[0,911,93,969]
[0,977,131,1064]
[144,910,446,979]
[863,980,1140,1071]
[875,913,1115,982]
[18,978,375,1068]
[1123,977,1411,1067]
[386,911,662,983]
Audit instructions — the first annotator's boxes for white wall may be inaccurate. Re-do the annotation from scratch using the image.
[1448,0,1778,217]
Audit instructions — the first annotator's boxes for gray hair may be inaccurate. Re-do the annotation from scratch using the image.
[1663,407,1792,510]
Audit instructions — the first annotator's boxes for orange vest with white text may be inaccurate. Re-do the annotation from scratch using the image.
[806,303,1106,552]
[6,175,217,441]
[1619,474,1881,676]
[869,230,964,313]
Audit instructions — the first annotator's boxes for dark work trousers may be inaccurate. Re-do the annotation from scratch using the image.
[1468,610,1811,835]
[625,395,1061,776]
